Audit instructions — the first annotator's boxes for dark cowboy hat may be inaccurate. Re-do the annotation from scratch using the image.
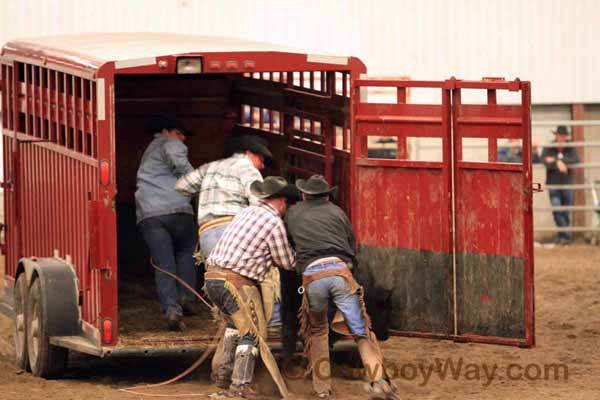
[250,176,298,200]
[225,134,275,168]
[296,175,338,197]
[146,114,194,137]
[553,125,569,136]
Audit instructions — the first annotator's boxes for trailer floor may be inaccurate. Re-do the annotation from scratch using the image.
[118,278,219,346]
[2,245,600,399]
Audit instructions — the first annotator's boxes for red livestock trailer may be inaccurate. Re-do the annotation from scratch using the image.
[0,33,535,378]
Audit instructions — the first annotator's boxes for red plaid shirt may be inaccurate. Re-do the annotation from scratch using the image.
[207,201,295,282]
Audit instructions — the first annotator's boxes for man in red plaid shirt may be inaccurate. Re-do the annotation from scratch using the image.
[205,176,297,399]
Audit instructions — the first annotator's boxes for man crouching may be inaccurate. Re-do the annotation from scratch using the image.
[204,176,297,399]
[286,175,398,400]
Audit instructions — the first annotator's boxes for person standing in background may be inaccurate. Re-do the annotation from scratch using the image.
[136,115,197,331]
[541,125,581,245]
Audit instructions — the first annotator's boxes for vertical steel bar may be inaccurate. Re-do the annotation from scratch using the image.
[54,71,60,143]
[72,76,78,151]
[24,65,30,135]
[487,89,497,162]
[80,78,85,153]
[32,66,38,137]
[46,68,51,140]
[451,85,462,337]
[521,81,534,347]
[571,104,586,229]
[63,73,68,147]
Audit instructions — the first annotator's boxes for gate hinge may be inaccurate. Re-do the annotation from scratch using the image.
[532,182,543,193]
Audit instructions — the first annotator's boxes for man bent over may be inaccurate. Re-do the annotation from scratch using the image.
[286,175,398,399]
[204,176,297,398]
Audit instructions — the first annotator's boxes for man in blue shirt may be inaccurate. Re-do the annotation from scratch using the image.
[135,115,197,331]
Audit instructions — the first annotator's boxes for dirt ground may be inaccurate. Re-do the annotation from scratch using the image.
[1,246,600,400]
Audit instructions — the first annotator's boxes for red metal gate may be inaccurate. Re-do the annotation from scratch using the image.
[352,77,534,347]
[452,79,534,347]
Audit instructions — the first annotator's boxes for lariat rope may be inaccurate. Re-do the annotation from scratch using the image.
[118,258,224,397]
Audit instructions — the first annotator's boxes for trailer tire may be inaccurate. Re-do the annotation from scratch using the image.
[13,273,30,371]
[26,278,68,378]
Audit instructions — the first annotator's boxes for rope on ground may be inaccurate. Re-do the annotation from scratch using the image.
[117,258,223,397]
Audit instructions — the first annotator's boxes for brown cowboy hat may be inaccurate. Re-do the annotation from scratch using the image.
[296,175,338,197]
[250,176,298,200]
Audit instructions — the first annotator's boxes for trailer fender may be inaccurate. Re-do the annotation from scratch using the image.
[18,257,80,336]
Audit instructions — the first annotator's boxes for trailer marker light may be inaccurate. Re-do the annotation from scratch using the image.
[99,160,111,186]
[243,60,255,69]
[225,60,238,70]
[208,61,221,70]
[177,57,203,74]
[102,319,112,344]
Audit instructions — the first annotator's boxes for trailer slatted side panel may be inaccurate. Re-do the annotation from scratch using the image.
[18,145,98,320]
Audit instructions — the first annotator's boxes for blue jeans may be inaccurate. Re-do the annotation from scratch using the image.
[549,189,574,241]
[139,213,197,316]
[205,279,257,347]
[305,263,367,337]
[198,224,229,259]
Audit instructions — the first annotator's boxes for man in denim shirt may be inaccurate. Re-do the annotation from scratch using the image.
[136,115,197,331]
[286,175,398,400]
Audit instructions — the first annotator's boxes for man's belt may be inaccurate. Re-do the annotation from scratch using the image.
[205,265,257,287]
[302,264,353,287]
[198,216,234,236]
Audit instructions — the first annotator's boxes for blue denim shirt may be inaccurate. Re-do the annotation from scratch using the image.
[135,134,194,223]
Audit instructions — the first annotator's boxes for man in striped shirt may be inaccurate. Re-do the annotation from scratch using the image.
[204,176,297,399]
[175,134,273,260]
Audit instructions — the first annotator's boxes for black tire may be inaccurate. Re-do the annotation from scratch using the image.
[13,273,30,371]
[26,278,68,378]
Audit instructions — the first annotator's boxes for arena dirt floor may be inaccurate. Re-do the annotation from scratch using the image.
[1,245,600,399]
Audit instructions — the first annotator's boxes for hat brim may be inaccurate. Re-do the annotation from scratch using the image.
[296,178,338,196]
[250,181,299,200]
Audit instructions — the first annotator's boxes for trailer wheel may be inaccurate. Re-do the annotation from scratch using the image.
[26,278,68,378]
[13,273,30,371]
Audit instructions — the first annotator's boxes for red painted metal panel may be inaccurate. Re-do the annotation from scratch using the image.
[352,77,534,347]
[352,79,454,337]
[452,79,534,347]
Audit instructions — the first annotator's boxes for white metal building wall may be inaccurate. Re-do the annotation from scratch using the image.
[1,0,599,105]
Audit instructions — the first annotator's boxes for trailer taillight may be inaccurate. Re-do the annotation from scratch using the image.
[99,160,111,186]
[102,319,113,344]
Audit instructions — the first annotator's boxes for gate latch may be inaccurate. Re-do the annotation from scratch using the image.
[532,182,543,193]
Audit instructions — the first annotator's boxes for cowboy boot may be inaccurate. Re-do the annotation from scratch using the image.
[308,309,333,397]
[230,344,259,398]
[212,328,240,389]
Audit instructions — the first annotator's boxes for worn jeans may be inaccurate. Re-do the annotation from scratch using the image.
[304,262,383,394]
[198,224,229,259]
[205,279,257,347]
[549,189,574,241]
[139,213,197,317]
[305,263,368,337]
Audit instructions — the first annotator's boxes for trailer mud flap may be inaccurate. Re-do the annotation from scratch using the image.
[352,78,534,347]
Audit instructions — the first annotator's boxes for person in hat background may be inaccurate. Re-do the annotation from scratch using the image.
[285,175,398,399]
[541,125,581,244]
[175,133,285,383]
[135,114,198,331]
[203,176,297,399]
